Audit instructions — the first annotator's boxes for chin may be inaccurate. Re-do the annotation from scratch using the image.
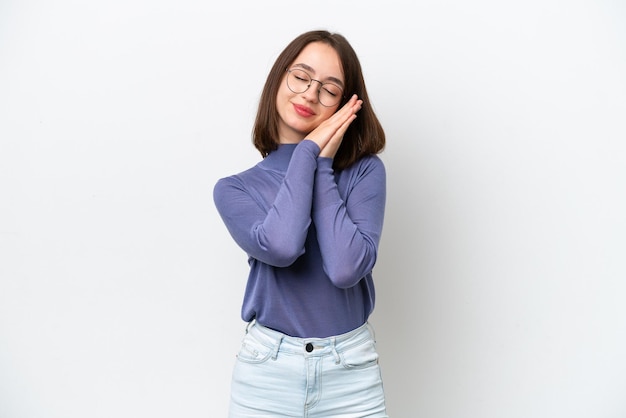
[287,122,313,138]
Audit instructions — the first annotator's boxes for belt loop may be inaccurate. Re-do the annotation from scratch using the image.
[366,321,376,342]
[330,337,340,364]
[271,334,283,360]
[245,319,255,334]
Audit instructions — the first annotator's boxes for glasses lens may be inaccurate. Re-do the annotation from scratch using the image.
[287,69,310,94]
[286,68,344,107]
[318,83,343,107]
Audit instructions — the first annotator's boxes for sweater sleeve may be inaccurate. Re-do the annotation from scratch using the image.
[312,155,386,288]
[213,140,320,267]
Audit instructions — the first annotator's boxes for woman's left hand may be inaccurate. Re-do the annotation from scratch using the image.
[306,94,363,159]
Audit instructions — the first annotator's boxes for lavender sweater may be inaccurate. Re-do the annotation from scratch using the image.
[213,139,386,338]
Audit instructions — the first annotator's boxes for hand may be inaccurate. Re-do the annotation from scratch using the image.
[306,94,363,159]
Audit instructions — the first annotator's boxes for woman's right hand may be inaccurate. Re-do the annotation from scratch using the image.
[306,94,363,159]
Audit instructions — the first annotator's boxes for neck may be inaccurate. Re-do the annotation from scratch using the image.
[277,124,307,144]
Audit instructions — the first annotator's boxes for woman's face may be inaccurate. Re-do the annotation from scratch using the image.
[276,41,344,144]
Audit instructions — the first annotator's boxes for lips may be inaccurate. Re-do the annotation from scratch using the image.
[293,103,315,117]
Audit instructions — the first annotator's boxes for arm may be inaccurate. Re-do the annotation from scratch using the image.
[213,140,320,267]
[312,156,386,288]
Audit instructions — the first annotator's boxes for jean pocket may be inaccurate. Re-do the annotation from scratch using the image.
[236,333,275,364]
[340,340,379,369]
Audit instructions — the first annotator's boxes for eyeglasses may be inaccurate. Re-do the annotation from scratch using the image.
[285,68,344,107]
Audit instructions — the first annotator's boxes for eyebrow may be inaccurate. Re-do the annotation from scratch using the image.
[292,63,344,88]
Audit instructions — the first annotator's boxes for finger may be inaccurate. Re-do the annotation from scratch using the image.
[328,113,358,146]
[336,113,357,138]
[331,94,358,117]
[327,97,361,128]
[318,114,357,158]
[339,95,360,116]
[305,96,361,149]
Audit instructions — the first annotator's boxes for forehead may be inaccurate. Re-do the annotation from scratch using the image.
[291,42,344,80]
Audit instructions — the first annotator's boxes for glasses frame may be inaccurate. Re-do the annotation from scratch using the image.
[285,68,345,107]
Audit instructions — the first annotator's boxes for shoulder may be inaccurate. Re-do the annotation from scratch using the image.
[214,165,261,194]
[342,154,386,178]
[334,154,386,194]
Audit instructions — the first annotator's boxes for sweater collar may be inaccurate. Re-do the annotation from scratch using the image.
[258,143,297,173]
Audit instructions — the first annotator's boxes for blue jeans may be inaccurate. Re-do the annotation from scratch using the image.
[229,321,388,417]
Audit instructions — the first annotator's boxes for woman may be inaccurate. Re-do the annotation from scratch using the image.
[214,30,387,417]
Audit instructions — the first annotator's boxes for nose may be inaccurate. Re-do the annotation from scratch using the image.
[302,79,323,103]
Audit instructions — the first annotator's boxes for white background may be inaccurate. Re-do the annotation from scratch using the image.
[1,0,625,417]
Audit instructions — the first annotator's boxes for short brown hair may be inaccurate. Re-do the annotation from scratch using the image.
[253,30,385,170]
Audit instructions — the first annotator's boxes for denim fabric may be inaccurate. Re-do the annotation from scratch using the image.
[229,321,388,417]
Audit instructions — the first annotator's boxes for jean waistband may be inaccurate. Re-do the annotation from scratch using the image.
[246,320,375,358]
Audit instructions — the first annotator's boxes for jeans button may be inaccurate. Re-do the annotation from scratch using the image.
[305,343,314,352]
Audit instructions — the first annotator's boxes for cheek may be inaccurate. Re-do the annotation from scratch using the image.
[276,77,292,99]
[319,106,339,122]
[276,89,293,117]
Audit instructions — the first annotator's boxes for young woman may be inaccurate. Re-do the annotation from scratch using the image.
[214,30,388,417]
